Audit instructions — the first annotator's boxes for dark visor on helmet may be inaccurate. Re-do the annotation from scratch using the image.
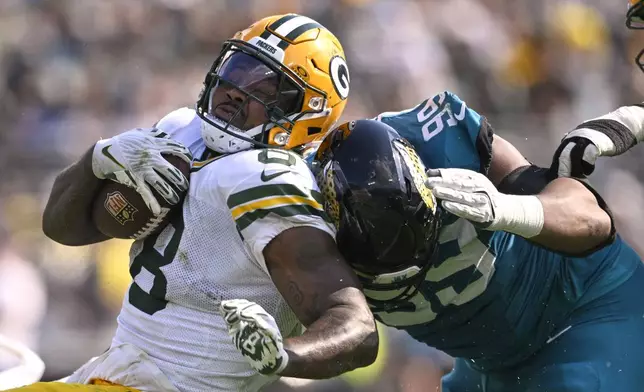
[217,53,301,114]
[196,40,309,148]
[206,51,302,131]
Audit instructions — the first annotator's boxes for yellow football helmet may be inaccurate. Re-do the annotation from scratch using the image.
[627,0,644,71]
[196,14,350,154]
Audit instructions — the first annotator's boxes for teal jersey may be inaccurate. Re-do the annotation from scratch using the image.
[346,92,641,370]
[375,91,493,176]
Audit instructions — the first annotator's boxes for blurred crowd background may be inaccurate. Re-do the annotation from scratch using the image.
[1,0,644,391]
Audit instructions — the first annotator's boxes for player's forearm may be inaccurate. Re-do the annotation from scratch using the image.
[528,178,612,254]
[42,146,109,246]
[486,138,612,253]
[280,288,378,379]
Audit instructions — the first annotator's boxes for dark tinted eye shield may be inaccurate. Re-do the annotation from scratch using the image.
[211,52,303,120]
[196,40,320,148]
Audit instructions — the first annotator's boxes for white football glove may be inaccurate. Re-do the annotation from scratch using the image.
[92,128,192,215]
[551,105,644,179]
[220,299,289,376]
[550,132,601,179]
[426,168,544,238]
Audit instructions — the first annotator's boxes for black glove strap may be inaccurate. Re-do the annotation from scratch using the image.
[574,119,637,155]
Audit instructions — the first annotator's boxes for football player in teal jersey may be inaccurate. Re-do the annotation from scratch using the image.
[313,93,644,391]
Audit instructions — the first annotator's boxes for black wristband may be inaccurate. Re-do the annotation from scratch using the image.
[497,165,554,196]
[574,119,637,155]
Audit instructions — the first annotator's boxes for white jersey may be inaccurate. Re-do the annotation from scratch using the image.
[93,108,334,391]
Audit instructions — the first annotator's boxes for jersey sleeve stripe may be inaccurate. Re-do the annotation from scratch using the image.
[235,204,332,232]
[231,195,323,220]
[191,156,224,172]
[310,189,324,204]
[227,184,323,209]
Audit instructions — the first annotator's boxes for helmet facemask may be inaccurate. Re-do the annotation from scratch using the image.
[197,39,327,154]
[627,0,644,72]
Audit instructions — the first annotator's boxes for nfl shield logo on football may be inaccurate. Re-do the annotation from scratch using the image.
[104,191,138,225]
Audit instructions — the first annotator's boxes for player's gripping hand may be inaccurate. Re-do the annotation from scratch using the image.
[550,105,644,178]
[550,132,600,178]
[426,168,544,238]
[220,299,289,376]
[92,127,192,215]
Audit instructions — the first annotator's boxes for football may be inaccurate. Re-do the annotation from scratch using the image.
[92,154,190,240]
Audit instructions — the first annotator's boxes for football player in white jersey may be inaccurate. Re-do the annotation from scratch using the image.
[33,14,377,392]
